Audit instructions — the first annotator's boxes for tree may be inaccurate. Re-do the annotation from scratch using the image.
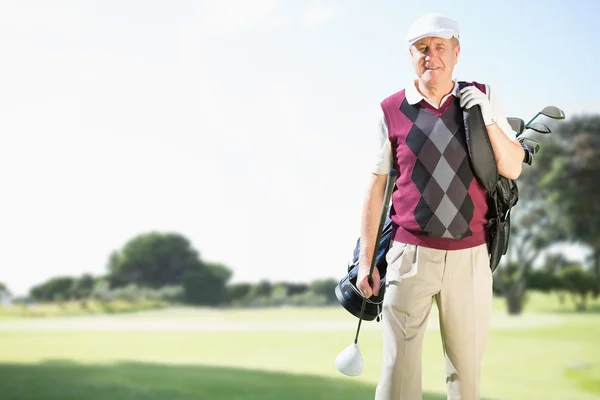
[275,282,309,296]
[227,283,253,303]
[492,114,583,315]
[106,232,233,306]
[309,278,339,304]
[557,264,596,311]
[247,280,272,300]
[30,277,75,302]
[542,253,571,274]
[526,268,559,294]
[107,232,204,289]
[545,253,573,304]
[0,282,10,298]
[181,262,232,306]
[495,202,563,314]
[69,274,96,299]
[91,279,113,305]
[536,114,600,290]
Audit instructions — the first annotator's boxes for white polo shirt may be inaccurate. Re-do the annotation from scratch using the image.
[372,80,517,175]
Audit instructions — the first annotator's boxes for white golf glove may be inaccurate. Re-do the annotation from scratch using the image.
[459,86,496,126]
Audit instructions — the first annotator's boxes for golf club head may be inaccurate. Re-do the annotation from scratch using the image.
[508,117,525,134]
[335,343,364,377]
[540,106,566,120]
[518,137,541,165]
[519,137,541,154]
[526,122,551,134]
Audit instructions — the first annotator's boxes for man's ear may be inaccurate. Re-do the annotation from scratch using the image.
[454,45,460,64]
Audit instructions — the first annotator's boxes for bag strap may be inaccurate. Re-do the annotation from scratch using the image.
[457,81,499,193]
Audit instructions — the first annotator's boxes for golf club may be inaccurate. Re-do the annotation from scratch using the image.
[508,117,525,135]
[335,168,398,377]
[527,122,551,134]
[518,137,541,164]
[517,123,548,164]
[524,105,566,128]
[515,105,564,138]
[519,137,540,152]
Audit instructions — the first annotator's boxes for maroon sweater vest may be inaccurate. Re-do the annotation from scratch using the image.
[381,82,489,250]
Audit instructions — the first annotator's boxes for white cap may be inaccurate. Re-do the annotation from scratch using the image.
[406,13,460,46]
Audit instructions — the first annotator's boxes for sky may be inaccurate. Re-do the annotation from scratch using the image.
[1,0,599,296]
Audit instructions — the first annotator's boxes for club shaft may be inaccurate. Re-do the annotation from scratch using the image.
[354,169,397,344]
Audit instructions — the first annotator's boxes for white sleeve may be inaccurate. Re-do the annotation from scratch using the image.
[372,106,393,174]
[486,84,518,141]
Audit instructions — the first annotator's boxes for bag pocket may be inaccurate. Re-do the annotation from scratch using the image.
[487,218,506,273]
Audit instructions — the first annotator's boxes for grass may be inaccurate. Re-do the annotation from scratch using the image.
[0,362,454,400]
[0,299,168,319]
[0,292,599,399]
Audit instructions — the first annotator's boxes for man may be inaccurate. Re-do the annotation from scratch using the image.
[355,13,524,400]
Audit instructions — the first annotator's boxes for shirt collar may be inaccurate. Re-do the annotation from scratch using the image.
[405,79,460,105]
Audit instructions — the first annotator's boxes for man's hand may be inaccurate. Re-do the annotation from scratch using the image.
[356,266,380,298]
[459,86,496,126]
[459,84,524,179]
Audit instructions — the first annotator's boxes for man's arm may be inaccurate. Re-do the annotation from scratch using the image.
[357,108,392,298]
[485,85,525,180]
[359,173,388,277]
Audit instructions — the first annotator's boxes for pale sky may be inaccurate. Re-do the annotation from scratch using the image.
[1,0,599,296]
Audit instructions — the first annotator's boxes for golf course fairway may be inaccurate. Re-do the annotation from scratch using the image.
[0,300,598,400]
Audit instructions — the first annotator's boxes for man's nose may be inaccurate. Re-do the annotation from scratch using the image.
[425,49,438,59]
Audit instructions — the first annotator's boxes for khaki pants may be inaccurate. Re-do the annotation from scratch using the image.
[374,241,493,400]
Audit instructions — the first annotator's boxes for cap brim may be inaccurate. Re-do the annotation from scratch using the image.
[408,29,458,45]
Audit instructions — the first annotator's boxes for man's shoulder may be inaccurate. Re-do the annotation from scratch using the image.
[380,88,408,108]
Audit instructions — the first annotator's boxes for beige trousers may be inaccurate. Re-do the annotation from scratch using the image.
[373,241,493,400]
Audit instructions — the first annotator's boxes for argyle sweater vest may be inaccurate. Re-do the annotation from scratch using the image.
[381,82,489,250]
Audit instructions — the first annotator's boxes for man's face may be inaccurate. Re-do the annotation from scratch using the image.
[410,37,460,86]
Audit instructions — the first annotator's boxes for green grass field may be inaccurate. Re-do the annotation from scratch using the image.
[0,299,168,319]
[1,293,599,400]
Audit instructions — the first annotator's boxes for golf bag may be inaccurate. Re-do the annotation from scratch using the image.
[334,211,393,322]
[335,82,523,321]
[458,81,519,272]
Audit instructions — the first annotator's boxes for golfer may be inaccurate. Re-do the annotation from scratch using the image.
[356,13,524,400]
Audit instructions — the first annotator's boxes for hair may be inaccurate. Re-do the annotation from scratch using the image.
[452,37,460,48]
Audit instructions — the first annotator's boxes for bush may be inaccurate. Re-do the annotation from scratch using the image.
[558,264,596,311]
[289,291,329,307]
[527,268,561,293]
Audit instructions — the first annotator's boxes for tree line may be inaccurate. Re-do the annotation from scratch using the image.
[2,232,339,308]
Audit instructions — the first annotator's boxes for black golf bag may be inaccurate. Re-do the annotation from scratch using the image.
[334,210,393,322]
[459,81,519,273]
